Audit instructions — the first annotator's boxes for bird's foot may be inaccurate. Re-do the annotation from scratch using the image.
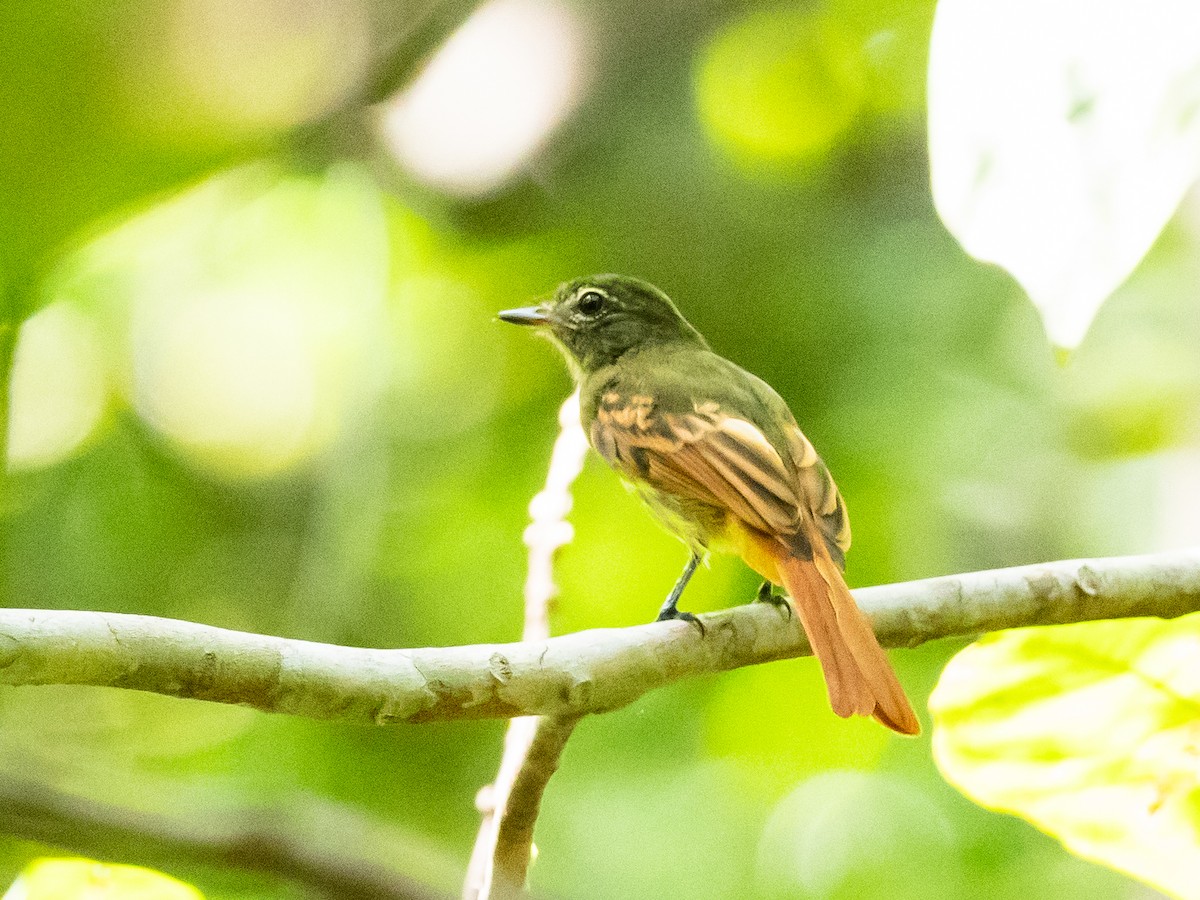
[754,581,793,619]
[655,607,706,636]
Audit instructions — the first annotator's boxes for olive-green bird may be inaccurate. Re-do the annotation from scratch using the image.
[499,274,919,735]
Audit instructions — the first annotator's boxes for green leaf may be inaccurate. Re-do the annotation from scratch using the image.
[931,615,1200,898]
[3,857,203,900]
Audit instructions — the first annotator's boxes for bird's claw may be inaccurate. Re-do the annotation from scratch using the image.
[754,582,793,619]
[656,607,706,636]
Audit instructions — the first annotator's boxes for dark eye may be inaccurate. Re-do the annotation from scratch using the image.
[577,290,606,316]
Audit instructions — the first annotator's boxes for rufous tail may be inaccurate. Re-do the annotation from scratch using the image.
[772,530,920,736]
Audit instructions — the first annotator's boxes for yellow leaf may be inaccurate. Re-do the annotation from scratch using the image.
[3,858,204,900]
[931,615,1200,899]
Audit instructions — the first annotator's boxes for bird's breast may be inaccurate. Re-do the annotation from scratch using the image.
[630,482,727,554]
[632,483,785,584]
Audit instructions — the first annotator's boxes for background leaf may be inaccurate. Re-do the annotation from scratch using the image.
[3,857,203,900]
[931,616,1200,898]
[928,0,1200,348]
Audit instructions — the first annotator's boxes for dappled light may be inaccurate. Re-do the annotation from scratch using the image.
[119,0,371,144]
[377,0,588,197]
[6,304,107,471]
[696,5,865,168]
[71,166,390,479]
[132,285,330,477]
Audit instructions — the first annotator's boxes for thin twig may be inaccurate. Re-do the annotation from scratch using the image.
[465,392,588,900]
[487,717,578,900]
[520,391,589,644]
[2,550,1199,723]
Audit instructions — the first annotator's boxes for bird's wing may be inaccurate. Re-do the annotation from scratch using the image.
[590,389,804,536]
[591,387,851,562]
[784,426,851,563]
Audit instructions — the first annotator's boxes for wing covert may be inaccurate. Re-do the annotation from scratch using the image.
[786,426,851,561]
[591,390,803,536]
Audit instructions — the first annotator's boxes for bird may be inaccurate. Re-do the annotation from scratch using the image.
[498,274,919,735]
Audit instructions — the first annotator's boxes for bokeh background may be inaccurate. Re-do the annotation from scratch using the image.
[2,0,1199,897]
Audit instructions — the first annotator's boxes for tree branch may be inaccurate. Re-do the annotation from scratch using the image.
[0,776,454,900]
[2,550,1198,724]
[465,392,588,900]
[485,715,578,899]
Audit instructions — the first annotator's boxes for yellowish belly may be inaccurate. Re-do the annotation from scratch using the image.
[632,482,783,585]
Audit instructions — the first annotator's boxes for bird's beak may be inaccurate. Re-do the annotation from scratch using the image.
[497,305,552,326]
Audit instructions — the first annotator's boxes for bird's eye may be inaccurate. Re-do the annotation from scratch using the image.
[577,290,606,316]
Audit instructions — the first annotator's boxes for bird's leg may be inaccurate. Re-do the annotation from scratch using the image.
[755,580,793,619]
[656,552,704,634]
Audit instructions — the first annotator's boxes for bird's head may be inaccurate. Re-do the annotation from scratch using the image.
[498,274,707,376]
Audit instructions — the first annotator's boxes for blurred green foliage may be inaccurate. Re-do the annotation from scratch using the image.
[1,0,1197,897]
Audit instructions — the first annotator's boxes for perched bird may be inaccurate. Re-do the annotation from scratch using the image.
[499,275,919,735]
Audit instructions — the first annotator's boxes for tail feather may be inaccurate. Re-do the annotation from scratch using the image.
[782,557,876,719]
[773,531,920,736]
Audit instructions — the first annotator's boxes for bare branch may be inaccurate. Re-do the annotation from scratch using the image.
[466,392,588,900]
[0,775,454,900]
[2,550,1199,724]
[519,391,588,642]
[486,716,578,900]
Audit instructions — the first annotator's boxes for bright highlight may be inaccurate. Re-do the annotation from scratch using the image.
[7,304,107,471]
[377,0,586,197]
